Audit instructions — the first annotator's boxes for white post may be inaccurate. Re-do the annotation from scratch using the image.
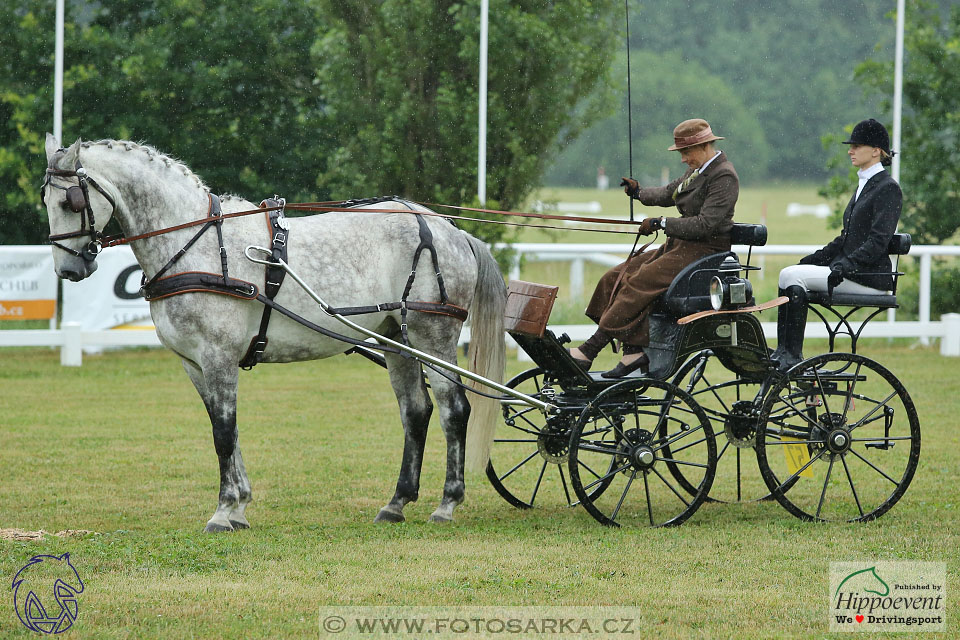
[53,0,65,142]
[919,253,931,345]
[61,321,82,366]
[892,0,904,183]
[887,0,905,329]
[941,314,960,357]
[570,258,584,300]
[477,0,488,205]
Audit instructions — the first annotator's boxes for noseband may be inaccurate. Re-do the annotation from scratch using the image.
[42,161,117,261]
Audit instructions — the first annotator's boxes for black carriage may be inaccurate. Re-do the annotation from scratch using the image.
[488,223,920,527]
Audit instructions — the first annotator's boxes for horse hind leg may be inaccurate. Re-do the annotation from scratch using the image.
[376,353,433,523]
[182,358,250,533]
[422,365,470,523]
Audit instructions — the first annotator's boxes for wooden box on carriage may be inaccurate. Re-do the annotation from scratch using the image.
[504,280,559,337]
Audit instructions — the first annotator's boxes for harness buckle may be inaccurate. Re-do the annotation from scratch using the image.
[273,231,286,247]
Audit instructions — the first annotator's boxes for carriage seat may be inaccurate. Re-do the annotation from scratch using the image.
[657,223,767,318]
[804,233,911,309]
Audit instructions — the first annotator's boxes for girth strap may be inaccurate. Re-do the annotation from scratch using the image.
[240,198,289,370]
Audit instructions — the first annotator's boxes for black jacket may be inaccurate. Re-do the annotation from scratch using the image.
[801,169,902,290]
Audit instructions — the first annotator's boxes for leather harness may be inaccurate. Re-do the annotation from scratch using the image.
[239,198,290,369]
[138,194,467,369]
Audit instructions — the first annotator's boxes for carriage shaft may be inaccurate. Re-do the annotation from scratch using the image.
[245,246,556,414]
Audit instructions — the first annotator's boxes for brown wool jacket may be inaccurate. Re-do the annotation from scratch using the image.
[634,151,739,245]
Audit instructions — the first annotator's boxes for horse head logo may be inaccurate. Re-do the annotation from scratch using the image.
[835,565,890,598]
[11,553,84,634]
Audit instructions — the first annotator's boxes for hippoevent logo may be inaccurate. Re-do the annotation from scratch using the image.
[830,561,945,632]
[11,553,85,634]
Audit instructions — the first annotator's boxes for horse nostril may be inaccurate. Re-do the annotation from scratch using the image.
[60,269,83,282]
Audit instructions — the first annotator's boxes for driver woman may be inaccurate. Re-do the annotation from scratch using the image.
[569,118,740,378]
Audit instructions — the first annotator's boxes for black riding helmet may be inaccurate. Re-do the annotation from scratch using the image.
[843,118,893,154]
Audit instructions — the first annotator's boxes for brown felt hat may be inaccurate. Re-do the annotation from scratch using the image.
[667,118,724,151]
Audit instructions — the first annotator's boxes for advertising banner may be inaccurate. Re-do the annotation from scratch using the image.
[60,246,153,330]
[0,246,58,320]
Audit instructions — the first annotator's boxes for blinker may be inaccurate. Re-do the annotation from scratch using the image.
[66,186,87,212]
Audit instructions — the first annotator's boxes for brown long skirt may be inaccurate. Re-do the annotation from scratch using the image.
[585,238,728,346]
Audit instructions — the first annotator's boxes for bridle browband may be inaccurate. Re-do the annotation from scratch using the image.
[42,161,117,261]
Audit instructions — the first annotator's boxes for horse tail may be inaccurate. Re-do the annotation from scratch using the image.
[463,233,506,474]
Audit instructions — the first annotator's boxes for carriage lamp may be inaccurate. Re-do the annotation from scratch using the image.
[709,256,753,311]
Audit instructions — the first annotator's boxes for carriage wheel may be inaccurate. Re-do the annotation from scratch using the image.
[568,379,716,527]
[755,353,920,522]
[486,369,610,508]
[670,350,773,503]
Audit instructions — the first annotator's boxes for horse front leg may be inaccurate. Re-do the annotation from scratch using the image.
[182,359,251,533]
[377,354,433,523]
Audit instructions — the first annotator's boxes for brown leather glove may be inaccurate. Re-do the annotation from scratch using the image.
[620,177,640,198]
[638,217,658,236]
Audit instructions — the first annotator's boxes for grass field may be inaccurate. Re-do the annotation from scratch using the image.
[1,344,957,639]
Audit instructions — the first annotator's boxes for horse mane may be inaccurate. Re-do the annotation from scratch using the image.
[71,139,211,193]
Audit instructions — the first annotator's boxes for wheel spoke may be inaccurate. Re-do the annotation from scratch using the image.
[847,447,900,486]
[643,472,654,526]
[499,450,540,481]
[841,455,864,518]
[668,435,710,456]
[581,461,631,492]
[652,423,705,454]
[658,457,710,470]
[815,455,835,519]
[558,465,572,505]
[772,448,827,492]
[848,391,898,433]
[610,470,637,522]
[840,362,863,424]
[494,438,539,443]
[715,439,732,462]
[529,459,548,506]
[650,465,690,507]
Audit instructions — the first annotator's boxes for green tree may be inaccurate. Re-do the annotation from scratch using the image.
[854,0,960,245]
[1,0,329,244]
[315,0,618,246]
[819,1,960,320]
[546,50,770,189]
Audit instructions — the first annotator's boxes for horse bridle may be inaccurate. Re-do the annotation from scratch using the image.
[42,161,116,261]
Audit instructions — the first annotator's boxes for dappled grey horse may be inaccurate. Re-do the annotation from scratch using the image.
[42,135,505,531]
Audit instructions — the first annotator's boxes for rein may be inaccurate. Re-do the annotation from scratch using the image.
[99,199,644,249]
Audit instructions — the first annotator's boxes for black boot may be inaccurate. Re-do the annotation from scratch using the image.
[569,330,612,370]
[770,285,809,371]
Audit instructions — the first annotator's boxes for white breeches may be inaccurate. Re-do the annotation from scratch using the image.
[778,265,886,295]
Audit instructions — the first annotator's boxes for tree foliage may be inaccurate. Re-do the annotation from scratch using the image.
[548,50,770,188]
[0,0,618,247]
[547,0,912,185]
[315,0,617,245]
[819,0,960,246]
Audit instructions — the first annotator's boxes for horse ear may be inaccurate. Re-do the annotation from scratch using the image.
[45,133,60,161]
[59,138,83,170]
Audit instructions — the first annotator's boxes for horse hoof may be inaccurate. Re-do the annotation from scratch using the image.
[428,513,453,524]
[229,520,250,530]
[204,522,234,533]
[374,509,405,523]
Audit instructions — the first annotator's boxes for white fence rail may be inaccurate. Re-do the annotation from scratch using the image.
[3,244,959,363]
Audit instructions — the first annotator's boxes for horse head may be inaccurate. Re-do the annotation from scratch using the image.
[43,134,120,281]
